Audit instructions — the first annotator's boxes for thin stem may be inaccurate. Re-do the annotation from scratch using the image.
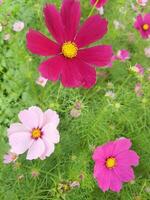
[56,83,63,102]
[88,0,99,17]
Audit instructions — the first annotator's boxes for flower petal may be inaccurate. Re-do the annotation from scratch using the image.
[109,170,122,192]
[75,15,108,48]
[43,4,65,43]
[61,0,81,41]
[43,109,60,127]
[26,29,60,56]
[42,123,60,144]
[38,56,63,81]
[18,109,39,129]
[7,123,29,136]
[29,106,44,128]
[27,138,45,160]
[78,45,113,67]
[40,138,55,160]
[113,138,132,155]
[9,132,33,154]
[114,166,135,182]
[116,150,140,167]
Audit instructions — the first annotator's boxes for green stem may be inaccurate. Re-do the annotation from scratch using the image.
[88,0,99,17]
[56,83,63,102]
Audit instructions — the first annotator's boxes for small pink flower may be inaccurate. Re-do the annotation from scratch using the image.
[3,152,18,164]
[31,169,40,177]
[144,47,150,58]
[136,0,148,6]
[117,50,130,61]
[0,0,2,5]
[135,83,143,96]
[93,138,139,192]
[134,64,144,75]
[36,76,48,87]
[13,21,24,32]
[8,106,60,160]
[134,13,150,39]
[90,0,108,8]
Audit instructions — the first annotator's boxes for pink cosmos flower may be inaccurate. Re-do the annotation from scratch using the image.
[116,50,130,61]
[8,106,60,160]
[36,76,48,87]
[3,152,18,164]
[13,21,24,32]
[134,64,144,75]
[136,0,148,6]
[26,0,112,88]
[93,138,139,192]
[135,83,143,96]
[134,13,150,39]
[90,0,108,8]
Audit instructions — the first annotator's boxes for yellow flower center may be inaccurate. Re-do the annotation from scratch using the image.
[62,41,78,59]
[142,24,149,31]
[32,128,42,139]
[106,157,116,169]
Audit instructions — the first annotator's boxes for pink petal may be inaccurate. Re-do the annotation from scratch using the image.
[77,45,113,67]
[90,0,108,8]
[9,132,33,154]
[92,146,105,162]
[134,14,143,29]
[26,29,60,56]
[29,106,44,128]
[38,56,63,81]
[113,138,132,155]
[76,59,96,88]
[27,138,45,160]
[7,123,29,136]
[96,166,111,192]
[40,138,55,160]
[18,109,39,129]
[43,4,65,44]
[109,171,122,192]
[75,15,108,48]
[116,150,140,166]
[42,123,60,144]
[144,13,150,24]
[114,166,135,183]
[43,109,60,127]
[61,0,81,40]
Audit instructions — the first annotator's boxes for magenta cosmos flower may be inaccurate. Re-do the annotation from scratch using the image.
[26,0,112,88]
[134,13,150,39]
[90,0,108,8]
[8,106,60,160]
[92,138,139,192]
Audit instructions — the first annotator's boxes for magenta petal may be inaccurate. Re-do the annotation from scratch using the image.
[109,171,122,192]
[90,0,108,8]
[116,150,140,167]
[96,166,111,192]
[26,29,60,56]
[61,0,81,41]
[92,146,105,162]
[78,45,113,67]
[75,15,108,48]
[114,166,135,183]
[43,4,65,44]
[38,56,63,81]
[113,138,132,155]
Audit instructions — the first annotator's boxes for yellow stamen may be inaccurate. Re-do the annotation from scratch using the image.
[106,157,116,169]
[32,128,42,139]
[143,24,149,31]
[62,41,78,59]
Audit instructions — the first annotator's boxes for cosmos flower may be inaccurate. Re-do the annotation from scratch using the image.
[135,83,143,96]
[8,106,60,160]
[13,21,24,32]
[144,47,150,58]
[93,138,139,192]
[134,13,150,39]
[90,0,108,8]
[134,64,144,76]
[136,0,148,6]
[116,50,130,61]
[26,0,112,88]
[3,152,18,164]
[36,76,48,87]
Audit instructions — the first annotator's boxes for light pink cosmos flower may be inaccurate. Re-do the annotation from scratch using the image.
[117,50,130,61]
[8,106,60,160]
[134,64,144,75]
[26,0,112,88]
[3,152,18,164]
[135,83,143,96]
[136,0,148,6]
[144,47,150,58]
[90,0,108,8]
[36,76,48,87]
[93,138,139,192]
[134,13,150,39]
[13,21,24,32]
